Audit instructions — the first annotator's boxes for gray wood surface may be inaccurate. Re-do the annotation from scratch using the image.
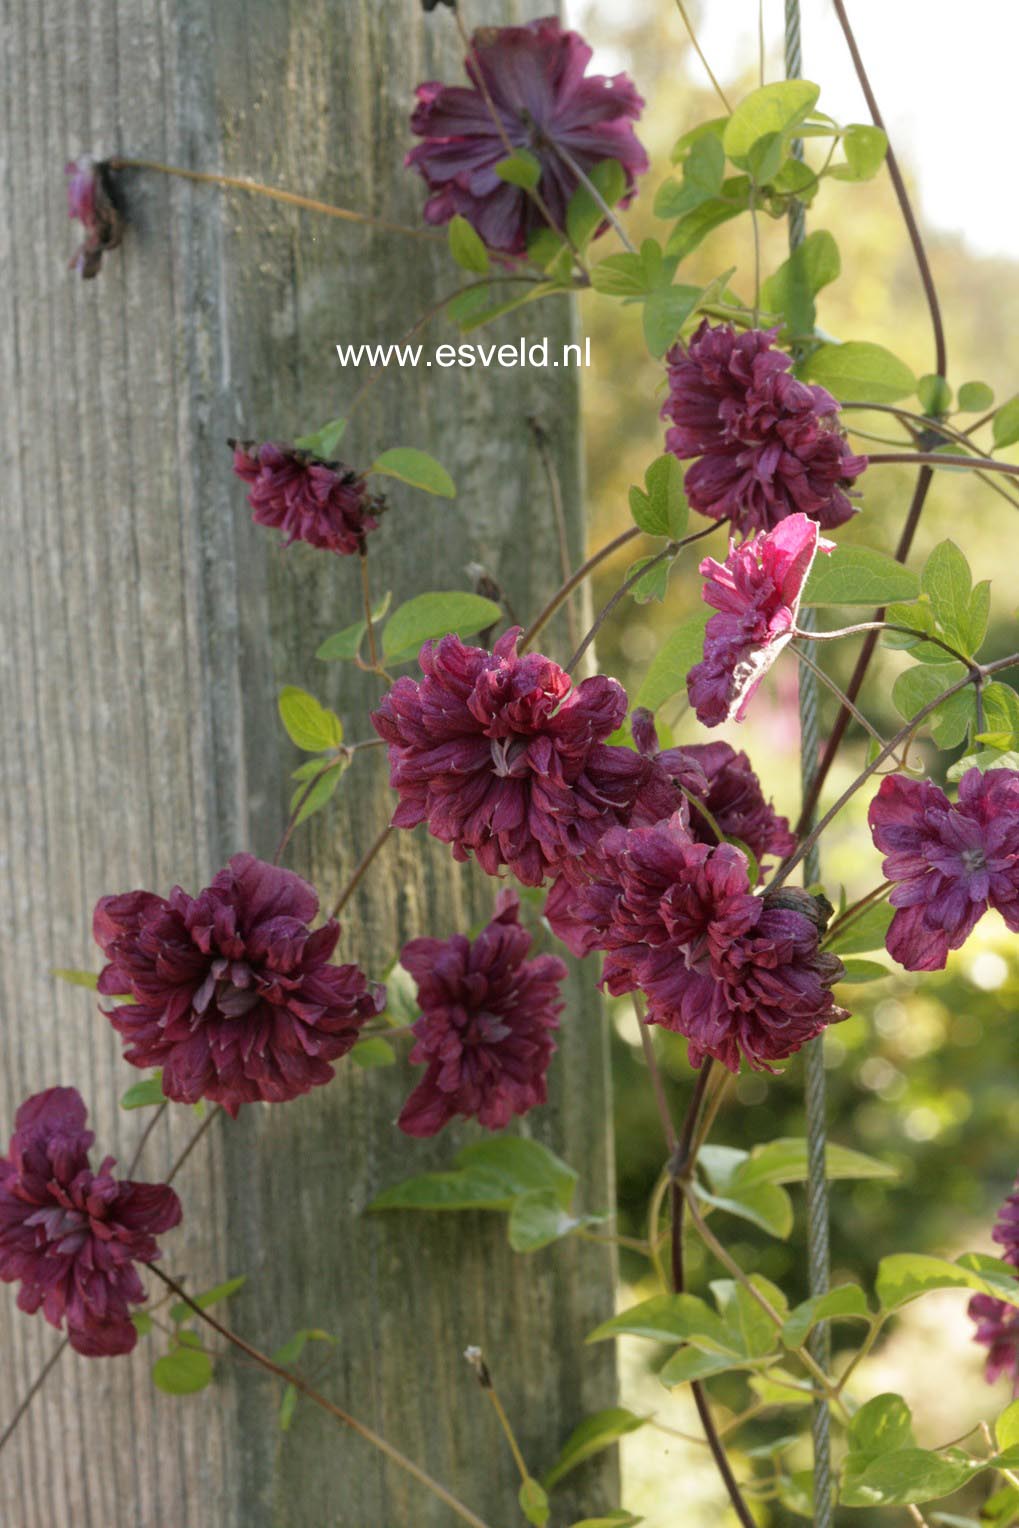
[0,2,618,1524]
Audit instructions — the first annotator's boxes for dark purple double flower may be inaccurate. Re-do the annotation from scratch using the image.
[970,1175,1019,1391]
[0,1088,181,1356]
[94,854,385,1116]
[232,441,385,556]
[407,16,648,254]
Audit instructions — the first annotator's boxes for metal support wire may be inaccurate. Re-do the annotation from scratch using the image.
[785,2,834,1523]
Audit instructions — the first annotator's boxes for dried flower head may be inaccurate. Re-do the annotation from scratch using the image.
[231,441,385,556]
[65,155,123,279]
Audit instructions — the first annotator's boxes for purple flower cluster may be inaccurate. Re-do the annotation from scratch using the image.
[371,627,635,886]
[94,854,385,1117]
[687,512,832,727]
[65,156,123,279]
[406,17,648,255]
[970,1175,1019,1391]
[0,1089,181,1356]
[662,321,866,538]
[869,767,1019,971]
[398,890,566,1137]
[232,442,385,556]
[560,812,845,1073]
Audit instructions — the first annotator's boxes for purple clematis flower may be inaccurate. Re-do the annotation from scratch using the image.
[0,1088,181,1356]
[65,155,123,279]
[687,512,833,727]
[406,16,648,255]
[661,321,866,537]
[970,1173,1019,1391]
[868,767,1019,971]
[94,854,385,1116]
[232,441,385,556]
[398,890,566,1136]
[371,627,634,886]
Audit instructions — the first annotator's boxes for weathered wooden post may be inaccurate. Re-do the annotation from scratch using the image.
[0,2,618,1522]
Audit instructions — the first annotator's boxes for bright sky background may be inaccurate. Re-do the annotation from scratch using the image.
[578,0,1019,261]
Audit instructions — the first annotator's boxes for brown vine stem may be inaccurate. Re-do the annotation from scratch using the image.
[666,1062,757,1528]
[793,0,948,841]
[565,522,719,676]
[149,1268,493,1528]
[329,824,394,921]
[866,451,1019,479]
[527,417,581,653]
[109,159,446,244]
[518,524,641,652]
[273,757,345,867]
[673,0,733,111]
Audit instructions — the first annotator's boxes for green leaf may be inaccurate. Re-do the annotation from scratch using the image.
[827,900,894,956]
[781,1285,869,1348]
[278,687,344,752]
[748,1370,815,1409]
[717,1279,782,1359]
[131,1311,154,1338]
[53,967,99,990]
[980,683,1019,748]
[658,1347,751,1387]
[350,1036,396,1069]
[629,455,688,539]
[734,1137,897,1189]
[586,1293,729,1348]
[289,761,345,826]
[448,216,490,274]
[838,958,891,984]
[722,80,821,166]
[456,281,560,333]
[829,123,888,181]
[381,591,502,661]
[917,373,953,415]
[272,1328,336,1365]
[293,417,346,459]
[567,160,626,249]
[841,1448,984,1508]
[848,1391,916,1459]
[315,592,393,662]
[948,747,1019,781]
[120,1074,165,1111]
[800,545,918,607]
[370,447,455,498]
[519,1478,550,1527]
[695,1181,793,1240]
[921,540,974,651]
[664,193,747,261]
[495,150,541,190]
[877,1251,1019,1312]
[565,1515,642,1528]
[642,283,702,358]
[369,1136,578,1215]
[798,340,916,404]
[152,1347,214,1395]
[625,554,672,606]
[543,1409,648,1491]
[997,1400,1019,1452]
[279,1384,298,1431]
[992,395,1019,449]
[507,1190,604,1254]
[169,1276,247,1324]
[635,608,710,711]
[892,661,974,749]
[591,253,649,298]
[761,230,840,337]
[957,380,995,413]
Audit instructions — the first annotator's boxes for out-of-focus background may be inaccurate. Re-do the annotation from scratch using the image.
[565,1,1019,1521]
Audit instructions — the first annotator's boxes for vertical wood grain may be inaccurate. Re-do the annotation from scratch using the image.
[0,2,618,1523]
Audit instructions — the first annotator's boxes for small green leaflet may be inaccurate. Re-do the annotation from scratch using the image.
[369,448,455,498]
[495,150,541,190]
[53,967,99,990]
[519,1479,550,1527]
[634,608,710,711]
[293,417,347,458]
[169,1275,247,1325]
[760,229,840,338]
[278,687,344,753]
[447,216,489,274]
[722,80,820,166]
[800,545,918,607]
[381,591,502,663]
[152,1347,214,1395]
[120,1073,166,1110]
[542,1409,648,1491]
[798,340,916,404]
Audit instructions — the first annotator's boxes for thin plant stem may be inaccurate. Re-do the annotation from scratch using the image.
[830,1,946,378]
[519,525,641,652]
[273,757,344,867]
[127,1101,168,1174]
[673,0,733,110]
[635,996,677,1155]
[150,1267,494,1528]
[773,650,1019,891]
[800,619,978,669]
[165,1105,224,1186]
[823,883,893,948]
[549,142,637,254]
[528,418,580,652]
[109,159,444,245]
[329,824,393,921]
[792,644,889,754]
[359,551,384,677]
[866,451,1019,479]
[565,523,718,676]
